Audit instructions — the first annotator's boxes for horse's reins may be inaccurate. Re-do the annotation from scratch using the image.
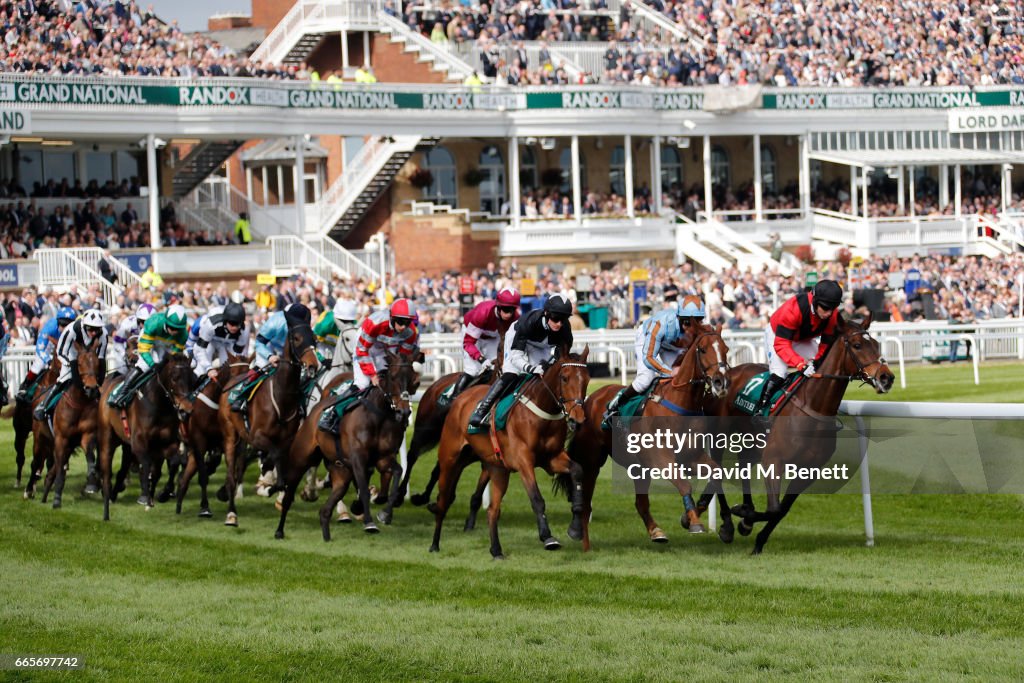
[267,326,316,424]
[533,361,589,422]
[807,330,887,388]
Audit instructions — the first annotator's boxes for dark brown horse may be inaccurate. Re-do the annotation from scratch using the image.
[430,347,590,558]
[568,325,732,550]
[175,354,250,517]
[98,354,195,520]
[703,313,894,553]
[23,343,103,508]
[8,361,59,488]
[274,351,420,539]
[218,322,319,527]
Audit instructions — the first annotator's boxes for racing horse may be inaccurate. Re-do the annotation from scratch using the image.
[273,350,420,540]
[703,312,894,553]
[97,353,195,520]
[568,325,731,550]
[23,342,103,508]
[174,354,251,517]
[7,361,59,488]
[430,346,590,558]
[218,320,319,527]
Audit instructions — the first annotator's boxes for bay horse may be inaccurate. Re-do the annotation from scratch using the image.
[430,347,590,558]
[174,354,250,517]
[568,325,732,550]
[274,350,420,539]
[218,322,319,527]
[8,361,59,488]
[97,354,195,520]
[23,342,103,508]
[703,312,894,554]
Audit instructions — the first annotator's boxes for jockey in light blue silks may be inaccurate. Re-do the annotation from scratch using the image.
[230,303,311,412]
[604,295,706,419]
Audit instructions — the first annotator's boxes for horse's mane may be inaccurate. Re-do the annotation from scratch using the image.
[671,322,716,368]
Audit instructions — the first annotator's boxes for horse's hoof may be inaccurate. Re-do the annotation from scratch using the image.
[52,499,62,509]
[392,496,405,509]
[567,523,584,542]
[336,512,352,524]
[368,484,379,498]
[426,502,438,514]
[235,484,244,500]
[216,485,228,502]
[731,504,754,518]
[274,530,284,540]
[543,537,562,551]
[198,508,212,518]
[299,489,317,502]
[156,489,173,504]
[22,490,32,500]
[429,544,439,553]
[255,485,271,498]
[751,546,763,556]
[680,516,690,530]
[738,520,754,537]
[650,527,669,543]
[688,523,705,534]
[136,496,149,506]
[83,484,99,495]
[492,553,506,561]
[363,522,380,534]
[274,500,283,512]
[224,512,238,527]
[373,494,388,506]
[718,524,735,544]
[463,520,476,532]
[376,511,392,525]
[410,493,429,506]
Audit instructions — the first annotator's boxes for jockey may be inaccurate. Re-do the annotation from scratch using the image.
[752,279,844,420]
[604,294,706,419]
[16,306,76,403]
[467,293,574,430]
[313,299,355,363]
[318,298,418,433]
[0,314,9,406]
[230,303,311,412]
[34,310,108,421]
[108,303,156,375]
[191,302,249,380]
[108,304,189,408]
[445,287,521,403]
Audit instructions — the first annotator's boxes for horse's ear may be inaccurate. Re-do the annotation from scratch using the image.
[836,314,846,330]
[861,310,873,330]
[715,323,723,335]
[581,344,589,362]
[416,351,426,363]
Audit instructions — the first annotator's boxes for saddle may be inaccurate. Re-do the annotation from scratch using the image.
[226,367,276,406]
[466,375,532,435]
[734,371,804,416]
[327,381,371,419]
[600,387,653,431]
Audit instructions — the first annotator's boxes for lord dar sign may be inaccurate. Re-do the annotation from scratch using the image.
[949,106,1024,133]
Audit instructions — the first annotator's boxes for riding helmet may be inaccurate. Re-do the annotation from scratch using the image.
[676,295,706,318]
[81,309,105,329]
[543,293,573,321]
[222,302,246,326]
[135,303,156,322]
[283,303,311,328]
[495,288,521,307]
[812,280,843,310]
[165,304,188,329]
[333,299,359,323]
[56,306,77,323]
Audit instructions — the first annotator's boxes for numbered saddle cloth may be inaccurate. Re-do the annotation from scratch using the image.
[227,367,276,406]
[734,371,802,416]
[467,375,532,435]
[329,381,369,418]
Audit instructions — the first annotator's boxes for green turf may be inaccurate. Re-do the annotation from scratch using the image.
[2,362,1023,681]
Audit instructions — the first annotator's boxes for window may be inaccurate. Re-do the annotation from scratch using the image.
[478,146,506,214]
[660,146,682,195]
[711,145,729,189]
[423,146,457,206]
[558,147,586,194]
[86,151,113,185]
[116,151,139,184]
[17,149,43,190]
[520,145,537,191]
[760,145,777,194]
[44,151,76,187]
[610,145,626,195]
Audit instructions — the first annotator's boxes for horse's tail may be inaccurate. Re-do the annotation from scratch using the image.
[552,472,573,503]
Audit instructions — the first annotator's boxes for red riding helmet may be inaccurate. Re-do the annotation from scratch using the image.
[495,288,521,307]
[389,298,416,323]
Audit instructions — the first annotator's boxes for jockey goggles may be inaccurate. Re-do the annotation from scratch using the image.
[391,316,412,328]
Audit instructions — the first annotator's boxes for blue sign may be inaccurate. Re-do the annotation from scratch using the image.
[0,263,19,287]
[116,253,152,273]
[632,282,647,322]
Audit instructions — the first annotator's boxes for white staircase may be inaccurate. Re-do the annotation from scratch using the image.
[377,13,476,82]
[673,214,732,273]
[269,234,381,283]
[36,249,131,310]
[251,0,384,66]
[706,218,793,275]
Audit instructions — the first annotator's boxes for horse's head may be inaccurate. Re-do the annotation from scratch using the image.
[831,312,895,393]
[158,353,196,421]
[673,323,730,399]
[543,344,590,427]
[380,350,423,423]
[73,341,101,400]
[286,323,320,382]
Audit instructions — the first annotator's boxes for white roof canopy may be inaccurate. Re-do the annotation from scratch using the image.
[809,148,1024,169]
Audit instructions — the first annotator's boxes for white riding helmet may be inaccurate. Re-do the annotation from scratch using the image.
[333,299,359,323]
[81,309,105,329]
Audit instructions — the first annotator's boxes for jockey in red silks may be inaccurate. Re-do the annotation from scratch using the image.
[753,279,843,420]
[445,287,521,404]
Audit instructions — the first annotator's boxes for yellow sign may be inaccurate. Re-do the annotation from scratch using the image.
[520,278,536,296]
[629,268,650,282]
[850,256,864,266]
[256,274,277,285]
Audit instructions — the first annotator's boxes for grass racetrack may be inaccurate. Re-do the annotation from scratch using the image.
[2,362,1023,680]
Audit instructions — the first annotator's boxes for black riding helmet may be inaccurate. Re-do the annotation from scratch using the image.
[222,302,246,326]
[812,280,843,310]
[283,303,311,328]
[543,294,573,322]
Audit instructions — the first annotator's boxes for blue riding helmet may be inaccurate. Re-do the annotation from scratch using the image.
[677,299,706,318]
[57,306,77,323]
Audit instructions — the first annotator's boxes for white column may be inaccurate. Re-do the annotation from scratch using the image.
[897,164,905,214]
[954,164,962,218]
[262,167,269,206]
[624,134,634,218]
[799,133,810,218]
[651,135,662,212]
[862,166,870,219]
[703,134,712,222]
[509,135,521,226]
[908,166,915,218]
[364,32,371,67]
[753,133,763,222]
[145,133,160,271]
[294,136,306,236]
[341,30,349,70]
[276,166,284,206]
[940,164,949,209]
[246,166,253,201]
[1002,163,1012,213]
[571,135,582,222]
[850,166,858,216]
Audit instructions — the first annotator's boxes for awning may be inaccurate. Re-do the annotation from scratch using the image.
[809,148,1024,169]
[241,138,329,163]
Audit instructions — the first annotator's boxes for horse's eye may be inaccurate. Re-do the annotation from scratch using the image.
[853,343,862,350]
[561,375,567,383]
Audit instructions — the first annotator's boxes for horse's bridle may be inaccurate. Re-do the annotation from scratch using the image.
[683,329,730,389]
[811,329,888,388]
[537,361,588,422]
[155,360,193,422]
[374,363,415,424]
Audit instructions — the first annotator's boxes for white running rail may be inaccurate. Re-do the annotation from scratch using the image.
[35,248,125,309]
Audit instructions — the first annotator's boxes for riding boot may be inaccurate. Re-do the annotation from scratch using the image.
[16,371,38,404]
[604,384,641,421]
[468,373,517,430]
[751,373,786,426]
[317,382,360,433]
[109,366,146,408]
[34,381,67,422]
[443,373,475,405]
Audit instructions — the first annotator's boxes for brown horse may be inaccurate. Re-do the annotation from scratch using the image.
[174,354,250,517]
[430,347,590,558]
[23,343,103,508]
[98,354,195,520]
[703,313,894,554]
[568,325,732,550]
[274,351,420,539]
[8,361,60,488]
[218,322,319,527]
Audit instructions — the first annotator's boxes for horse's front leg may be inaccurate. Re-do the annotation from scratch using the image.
[349,449,379,534]
[517,465,560,550]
